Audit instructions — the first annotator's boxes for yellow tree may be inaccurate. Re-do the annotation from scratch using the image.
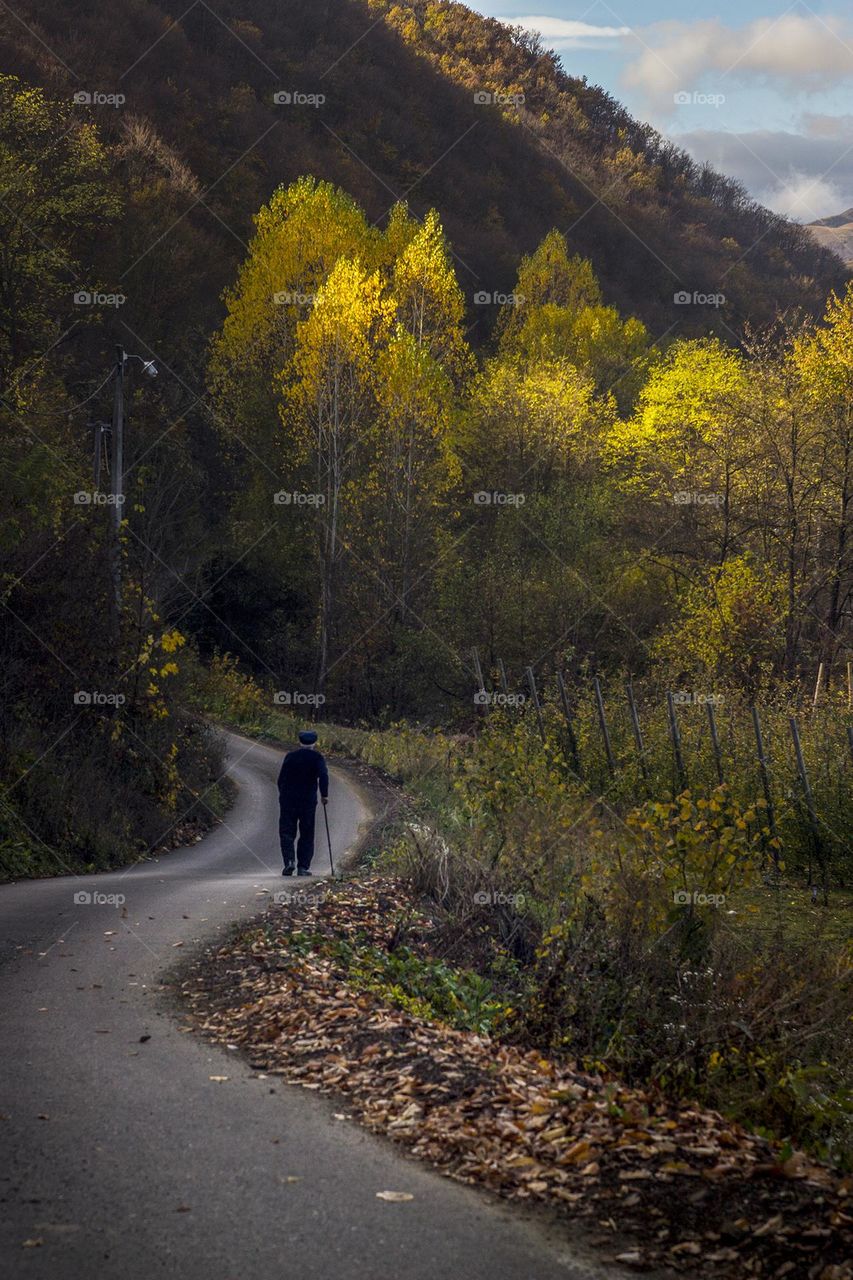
[367,329,459,627]
[496,231,650,411]
[390,207,472,377]
[793,285,853,670]
[209,177,378,447]
[284,257,394,693]
[605,338,752,565]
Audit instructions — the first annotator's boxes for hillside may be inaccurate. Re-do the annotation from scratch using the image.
[808,207,853,267]
[0,0,846,355]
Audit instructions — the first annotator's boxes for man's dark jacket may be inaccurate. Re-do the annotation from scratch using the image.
[277,746,329,806]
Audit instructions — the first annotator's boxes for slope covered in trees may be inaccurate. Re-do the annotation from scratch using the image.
[0,0,845,353]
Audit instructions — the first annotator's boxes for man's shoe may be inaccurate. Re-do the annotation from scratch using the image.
[282,865,294,876]
[297,868,312,877]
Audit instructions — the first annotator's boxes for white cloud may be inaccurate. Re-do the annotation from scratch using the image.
[674,126,853,221]
[764,171,846,220]
[624,14,853,99]
[508,15,631,48]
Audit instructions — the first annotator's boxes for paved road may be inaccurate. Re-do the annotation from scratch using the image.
[0,732,608,1279]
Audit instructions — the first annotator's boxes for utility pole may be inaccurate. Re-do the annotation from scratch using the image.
[110,345,125,629]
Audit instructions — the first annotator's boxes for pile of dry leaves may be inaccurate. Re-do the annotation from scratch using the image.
[179,878,851,1279]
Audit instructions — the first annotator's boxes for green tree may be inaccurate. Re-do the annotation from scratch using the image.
[0,75,118,388]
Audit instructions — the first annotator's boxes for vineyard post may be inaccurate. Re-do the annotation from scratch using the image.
[525,666,546,742]
[707,700,724,785]
[789,715,827,905]
[625,680,648,786]
[665,691,686,791]
[556,670,582,777]
[812,662,825,707]
[593,676,616,775]
[751,705,779,872]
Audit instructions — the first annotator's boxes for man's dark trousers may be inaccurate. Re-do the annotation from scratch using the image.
[279,799,317,872]
[277,744,329,872]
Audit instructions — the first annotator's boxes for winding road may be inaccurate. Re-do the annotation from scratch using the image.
[1,732,606,1279]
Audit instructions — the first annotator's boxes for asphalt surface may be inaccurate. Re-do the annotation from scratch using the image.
[1,732,610,1279]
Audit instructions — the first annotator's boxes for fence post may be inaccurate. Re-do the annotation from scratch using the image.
[472,647,486,694]
[812,662,825,708]
[625,680,648,785]
[593,676,616,775]
[665,691,686,792]
[707,700,724,785]
[497,657,509,697]
[789,716,827,904]
[556,670,582,777]
[525,666,546,742]
[751,705,779,871]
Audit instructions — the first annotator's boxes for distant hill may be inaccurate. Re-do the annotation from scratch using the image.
[0,0,847,351]
[807,208,853,267]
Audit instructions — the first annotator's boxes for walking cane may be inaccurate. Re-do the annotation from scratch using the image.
[322,799,335,877]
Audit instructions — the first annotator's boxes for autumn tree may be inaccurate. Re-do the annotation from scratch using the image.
[284,257,394,694]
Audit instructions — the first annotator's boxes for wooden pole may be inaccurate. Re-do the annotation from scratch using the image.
[593,676,616,775]
[497,657,509,697]
[751,706,779,870]
[625,680,648,784]
[812,662,825,708]
[109,345,125,632]
[472,647,485,694]
[707,700,724,785]
[556,670,581,777]
[789,715,827,904]
[666,691,686,792]
[847,724,853,766]
[525,666,546,742]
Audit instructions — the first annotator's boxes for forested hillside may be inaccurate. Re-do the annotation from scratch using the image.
[0,0,845,347]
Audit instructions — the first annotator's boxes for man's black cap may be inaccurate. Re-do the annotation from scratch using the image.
[298,729,318,745]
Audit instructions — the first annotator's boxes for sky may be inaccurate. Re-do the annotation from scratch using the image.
[470,1,853,221]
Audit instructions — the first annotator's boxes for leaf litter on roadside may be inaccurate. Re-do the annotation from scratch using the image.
[179,877,852,1279]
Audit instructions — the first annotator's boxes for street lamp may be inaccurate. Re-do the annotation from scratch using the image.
[108,346,158,626]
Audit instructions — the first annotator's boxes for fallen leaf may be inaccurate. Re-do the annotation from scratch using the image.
[376,1191,414,1202]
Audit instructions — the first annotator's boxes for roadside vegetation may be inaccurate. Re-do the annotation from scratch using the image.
[196,656,852,1171]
